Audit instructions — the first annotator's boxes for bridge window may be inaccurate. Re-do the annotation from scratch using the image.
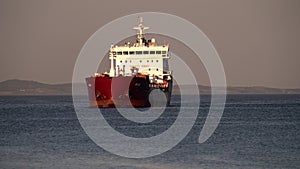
[156,60,159,62]
[129,51,135,55]
[156,51,161,54]
[136,51,142,54]
[123,51,128,55]
[162,51,166,54]
[117,52,122,55]
[143,51,149,54]
[150,51,155,54]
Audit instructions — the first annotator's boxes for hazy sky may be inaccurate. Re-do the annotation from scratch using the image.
[0,0,299,88]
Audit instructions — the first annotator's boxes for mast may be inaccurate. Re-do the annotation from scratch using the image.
[133,17,149,46]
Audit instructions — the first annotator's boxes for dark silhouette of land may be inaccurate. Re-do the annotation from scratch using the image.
[0,79,71,95]
[1,79,299,96]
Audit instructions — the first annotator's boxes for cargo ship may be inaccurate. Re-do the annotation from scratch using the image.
[86,17,173,108]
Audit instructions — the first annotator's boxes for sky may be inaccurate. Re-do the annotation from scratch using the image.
[0,0,299,88]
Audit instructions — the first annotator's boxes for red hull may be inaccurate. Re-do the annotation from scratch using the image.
[86,74,172,108]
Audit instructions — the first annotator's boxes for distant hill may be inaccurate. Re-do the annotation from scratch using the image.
[172,85,300,95]
[0,79,299,95]
[226,86,300,94]
[0,79,71,95]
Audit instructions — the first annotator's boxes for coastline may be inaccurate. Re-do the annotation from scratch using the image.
[0,79,300,96]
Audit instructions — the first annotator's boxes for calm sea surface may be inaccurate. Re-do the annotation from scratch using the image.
[0,95,299,169]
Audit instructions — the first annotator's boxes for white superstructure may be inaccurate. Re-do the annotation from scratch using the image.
[108,17,171,80]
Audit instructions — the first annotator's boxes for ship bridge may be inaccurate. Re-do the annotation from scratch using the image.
[108,17,171,78]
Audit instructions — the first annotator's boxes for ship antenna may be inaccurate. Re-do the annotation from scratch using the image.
[133,16,149,46]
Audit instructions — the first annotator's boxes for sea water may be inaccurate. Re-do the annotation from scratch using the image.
[0,95,299,169]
